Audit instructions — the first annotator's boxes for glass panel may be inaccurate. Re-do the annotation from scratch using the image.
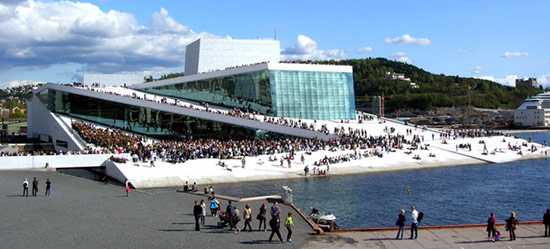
[46,90,262,139]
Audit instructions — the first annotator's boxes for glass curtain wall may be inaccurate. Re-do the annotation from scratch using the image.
[45,90,257,138]
[142,70,273,114]
[269,70,355,120]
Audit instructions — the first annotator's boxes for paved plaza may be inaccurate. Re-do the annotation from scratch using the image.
[0,170,312,249]
[301,225,550,249]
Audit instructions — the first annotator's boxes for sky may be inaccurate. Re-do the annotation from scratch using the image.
[0,0,549,89]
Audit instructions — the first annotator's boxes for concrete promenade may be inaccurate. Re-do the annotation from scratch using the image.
[301,224,550,249]
[0,170,312,249]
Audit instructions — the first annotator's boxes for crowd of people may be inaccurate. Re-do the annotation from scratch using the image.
[192,193,294,243]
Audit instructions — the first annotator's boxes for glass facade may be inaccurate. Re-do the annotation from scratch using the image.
[269,70,355,120]
[142,68,356,120]
[43,90,260,139]
[143,70,273,115]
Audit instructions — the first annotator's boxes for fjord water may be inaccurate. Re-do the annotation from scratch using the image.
[216,132,550,229]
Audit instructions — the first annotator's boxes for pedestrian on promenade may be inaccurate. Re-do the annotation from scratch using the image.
[193,200,202,231]
[233,206,241,233]
[409,205,419,239]
[268,216,284,243]
[505,211,519,240]
[242,204,252,232]
[241,156,246,168]
[124,179,130,197]
[22,178,29,197]
[226,200,236,230]
[284,212,296,242]
[271,201,280,219]
[258,203,267,231]
[487,212,497,239]
[210,195,219,217]
[199,200,206,225]
[32,177,39,196]
[45,178,52,197]
[543,209,550,237]
[395,209,406,240]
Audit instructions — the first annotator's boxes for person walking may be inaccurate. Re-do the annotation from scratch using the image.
[233,206,241,233]
[210,195,220,217]
[284,212,296,242]
[487,212,497,239]
[241,156,246,168]
[395,209,406,240]
[242,204,253,232]
[268,216,284,243]
[505,211,519,240]
[410,205,419,239]
[124,179,131,197]
[32,177,39,196]
[45,178,52,197]
[257,203,267,231]
[226,200,236,230]
[193,201,202,231]
[544,209,550,237]
[200,200,206,225]
[22,178,29,197]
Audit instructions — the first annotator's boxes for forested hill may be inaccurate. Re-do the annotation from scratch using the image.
[298,58,542,111]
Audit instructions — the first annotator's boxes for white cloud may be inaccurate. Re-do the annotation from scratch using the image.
[458,49,471,53]
[0,79,44,89]
[538,75,550,86]
[0,0,215,73]
[477,75,519,86]
[469,66,482,75]
[500,52,529,58]
[357,46,373,53]
[281,35,347,61]
[384,34,431,46]
[389,52,412,64]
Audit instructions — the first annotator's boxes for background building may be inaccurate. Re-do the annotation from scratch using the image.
[184,38,280,75]
[515,78,538,89]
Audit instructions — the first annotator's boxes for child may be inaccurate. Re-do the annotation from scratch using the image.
[494,230,501,242]
[284,212,296,242]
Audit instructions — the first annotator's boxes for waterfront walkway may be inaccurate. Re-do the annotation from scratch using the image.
[301,224,550,249]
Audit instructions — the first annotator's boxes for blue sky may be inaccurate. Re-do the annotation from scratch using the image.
[0,0,549,88]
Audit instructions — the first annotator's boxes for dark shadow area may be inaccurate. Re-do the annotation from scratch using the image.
[455,240,494,244]
[239,240,272,245]
[266,197,283,203]
[363,238,399,241]
[158,229,187,232]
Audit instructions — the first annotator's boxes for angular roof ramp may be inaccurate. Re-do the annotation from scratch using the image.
[35,83,338,141]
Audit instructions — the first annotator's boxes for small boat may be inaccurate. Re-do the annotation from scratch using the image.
[309,209,339,231]
[309,212,336,223]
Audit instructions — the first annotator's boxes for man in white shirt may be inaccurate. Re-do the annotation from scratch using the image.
[410,205,419,239]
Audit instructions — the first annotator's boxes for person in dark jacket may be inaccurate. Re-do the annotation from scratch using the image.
[193,200,203,231]
[268,217,284,243]
[226,200,236,229]
[395,209,406,240]
[505,211,519,240]
[543,209,550,237]
[487,212,497,239]
[32,177,39,196]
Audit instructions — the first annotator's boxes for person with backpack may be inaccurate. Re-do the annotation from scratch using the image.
[210,195,219,217]
[410,205,422,239]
